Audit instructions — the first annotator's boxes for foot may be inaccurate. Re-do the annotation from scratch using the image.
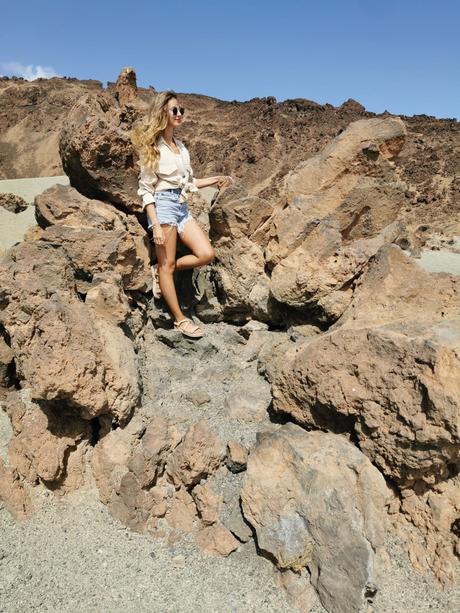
[151,263,162,299]
[174,318,203,338]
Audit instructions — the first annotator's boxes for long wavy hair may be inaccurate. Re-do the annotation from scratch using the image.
[130,90,178,171]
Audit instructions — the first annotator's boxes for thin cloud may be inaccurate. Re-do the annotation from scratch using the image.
[0,61,60,80]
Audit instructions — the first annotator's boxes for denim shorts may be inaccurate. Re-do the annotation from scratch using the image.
[147,187,194,236]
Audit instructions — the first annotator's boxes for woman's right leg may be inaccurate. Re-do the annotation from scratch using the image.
[154,224,187,322]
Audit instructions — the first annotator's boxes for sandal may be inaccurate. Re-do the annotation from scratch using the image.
[151,263,162,299]
[174,318,204,338]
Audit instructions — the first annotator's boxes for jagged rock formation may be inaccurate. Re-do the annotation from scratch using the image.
[0,67,459,612]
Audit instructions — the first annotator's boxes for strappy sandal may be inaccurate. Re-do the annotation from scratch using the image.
[174,318,203,338]
[151,263,162,299]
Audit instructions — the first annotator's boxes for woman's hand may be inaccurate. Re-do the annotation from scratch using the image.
[151,224,166,245]
[216,175,235,189]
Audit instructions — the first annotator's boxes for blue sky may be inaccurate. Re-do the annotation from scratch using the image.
[1,0,458,119]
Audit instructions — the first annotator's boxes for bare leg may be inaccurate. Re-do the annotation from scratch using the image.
[154,224,187,322]
[176,219,215,270]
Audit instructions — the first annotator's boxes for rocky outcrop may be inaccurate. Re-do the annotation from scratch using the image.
[241,424,390,612]
[206,116,414,323]
[58,85,145,212]
[92,413,244,558]
[4,389,91,491]
[0,241,140,423]
[268,245,460,585]
[33,184,151,292]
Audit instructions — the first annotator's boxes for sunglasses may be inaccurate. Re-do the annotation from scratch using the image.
[169,106,185,116]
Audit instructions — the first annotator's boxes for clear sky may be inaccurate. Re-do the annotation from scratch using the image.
[1,0,458,120]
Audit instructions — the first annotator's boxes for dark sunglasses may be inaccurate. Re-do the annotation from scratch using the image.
[169,106,185,116]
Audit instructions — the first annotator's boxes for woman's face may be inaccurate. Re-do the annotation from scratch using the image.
[165,97,183,129]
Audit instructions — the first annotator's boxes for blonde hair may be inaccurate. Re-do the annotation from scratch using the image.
[130,90,178,171]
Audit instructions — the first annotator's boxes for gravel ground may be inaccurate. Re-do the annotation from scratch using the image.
[0,481,294,613]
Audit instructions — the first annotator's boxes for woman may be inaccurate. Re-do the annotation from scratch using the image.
[131,90,234,338]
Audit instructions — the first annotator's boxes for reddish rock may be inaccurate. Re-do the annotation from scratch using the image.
[192,482,223,525]
[166,420,226,488]
[0,459,33,519]
[195,523,239,557]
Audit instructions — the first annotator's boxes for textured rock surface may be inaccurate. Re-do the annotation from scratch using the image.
[4,389,91,491]
[59,88,144,212]
[241,424,390,612]
[33,183,151,292]
[0,241,140,423]
[1,67,459,610]
[0,458,32,519]
[271,319,460,489]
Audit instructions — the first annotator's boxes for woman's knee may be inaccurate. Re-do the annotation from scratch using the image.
[200,247,215,265]
[158,260,176,274]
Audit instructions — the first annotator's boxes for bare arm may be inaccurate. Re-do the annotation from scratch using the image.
[194,175,235,189]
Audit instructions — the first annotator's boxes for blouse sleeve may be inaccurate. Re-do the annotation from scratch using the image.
[137,165,158,210]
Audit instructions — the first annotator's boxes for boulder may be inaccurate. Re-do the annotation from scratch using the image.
[4,389,91,491]
[271,319,460,489]
[334,244,460,330]
[34,183,150,292]
[266,117,407,266]
[270,219,405,320]
[0,242,140,423]
[59,71,145,212]
[92,415,181,532]
[195,523,239,557]
[241,424,389,613]
[166,420,226,488]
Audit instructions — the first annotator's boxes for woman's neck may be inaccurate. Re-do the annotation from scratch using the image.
[162,126,175,145]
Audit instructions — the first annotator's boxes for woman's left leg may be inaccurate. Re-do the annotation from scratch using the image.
[176,219,215,270]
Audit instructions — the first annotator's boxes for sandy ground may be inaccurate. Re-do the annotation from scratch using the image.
[0,176,69,254]
[416,247,460,275]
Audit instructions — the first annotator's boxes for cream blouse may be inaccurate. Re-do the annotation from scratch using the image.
[137,135,199,208]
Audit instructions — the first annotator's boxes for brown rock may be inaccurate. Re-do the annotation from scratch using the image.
[266,117,407,266]
[334,244,460,330]
[115,67,138,107]
[226,440,248,472]
[270,218,404,319]
[92,415,181,531]
[192,482,223,525]
[284,116,406,200]
[212,235,275,323]
[0,241,140,423]
[209,183,273,242]
[34,184,150,292]
[166,486,198,532]
[166,420,226,488]
[59,70,145,212]
[0,459,33,519]
[272,318,460,489]
[195,523,239,557]
[399,476,460,585]
[5,390,90,491]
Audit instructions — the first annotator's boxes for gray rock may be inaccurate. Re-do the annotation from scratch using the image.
[241,424,390,613]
